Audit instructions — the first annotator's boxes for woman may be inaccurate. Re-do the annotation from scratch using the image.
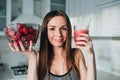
[9,10,96,80]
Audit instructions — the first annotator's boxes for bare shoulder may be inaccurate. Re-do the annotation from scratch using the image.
[71,48,84,60]
[71,48,86,67]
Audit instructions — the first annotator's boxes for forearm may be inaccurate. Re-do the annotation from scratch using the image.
[27,55,38,80]
[86,53,96,80]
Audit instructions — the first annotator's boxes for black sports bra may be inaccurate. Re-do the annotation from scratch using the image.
[44,68,80,80]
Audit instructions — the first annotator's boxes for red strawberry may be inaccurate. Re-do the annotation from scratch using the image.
[13,35,19,41]
[22,27,29,34]
[21,36,26,42]
[4,28,10,37]
[6,27,16,37]
[27,34,35,41]
[16,32,21,38]
[29,27,34,33]
[9,31,15,37]
[19,31,23,37]
[19,28,24,33]
[17,23,26,30]
[17,23,27,34]
[4,28,8,33]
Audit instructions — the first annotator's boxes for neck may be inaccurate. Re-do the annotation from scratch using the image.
[52,46,72,70]
[53,47,66,58]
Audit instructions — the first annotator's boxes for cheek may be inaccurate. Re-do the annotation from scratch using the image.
[62,32,67,40]
[63,31,67,37]
[47,31,53,40]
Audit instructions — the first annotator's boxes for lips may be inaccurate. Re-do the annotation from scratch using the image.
[53,39,63,43]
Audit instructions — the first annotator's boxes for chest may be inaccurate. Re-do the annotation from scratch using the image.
[50,60,67,76]
[44,68,80,80]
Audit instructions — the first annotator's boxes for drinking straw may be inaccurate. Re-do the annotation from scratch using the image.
[86,13,100,30]
[87,18,93,30]
[74,25,76,30]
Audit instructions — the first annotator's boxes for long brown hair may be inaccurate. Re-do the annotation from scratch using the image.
[38,10,79,80]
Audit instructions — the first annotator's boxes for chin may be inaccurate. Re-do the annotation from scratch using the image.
[54,44,63,47]
[52,43,64,47]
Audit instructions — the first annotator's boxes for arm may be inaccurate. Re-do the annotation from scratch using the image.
[27,51,39,80]
[86,50,96,80]
[75,33,96,80]
[76,49,96,80]
[8,41,39,80]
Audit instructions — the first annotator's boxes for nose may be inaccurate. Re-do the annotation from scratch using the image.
[56,29,62,37]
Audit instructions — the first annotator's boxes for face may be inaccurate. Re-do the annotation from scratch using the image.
[47,16,68,47]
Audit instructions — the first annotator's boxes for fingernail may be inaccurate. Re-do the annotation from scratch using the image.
[14,42,17,45]
[30,40,33,44]
[19,40,22,44]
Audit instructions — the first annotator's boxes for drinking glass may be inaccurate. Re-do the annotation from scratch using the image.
[74,25,89,46]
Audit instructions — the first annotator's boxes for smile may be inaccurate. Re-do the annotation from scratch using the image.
[54,39,63,43]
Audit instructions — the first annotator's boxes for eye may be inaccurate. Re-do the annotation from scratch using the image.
[49,28,55,30]
[61,26,67,31]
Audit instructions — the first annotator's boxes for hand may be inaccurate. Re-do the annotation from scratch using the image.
[8,40,37,58]
[75,33,94,54]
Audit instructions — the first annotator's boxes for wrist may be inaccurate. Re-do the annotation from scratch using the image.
[87,53,96,63]
[87,47,95,55]
[28,50,37,60]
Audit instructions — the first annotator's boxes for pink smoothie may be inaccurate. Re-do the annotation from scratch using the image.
[74,29,89,46]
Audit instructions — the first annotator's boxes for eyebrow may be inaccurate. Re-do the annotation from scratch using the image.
[48,25,67,28]
[48,25,56,27]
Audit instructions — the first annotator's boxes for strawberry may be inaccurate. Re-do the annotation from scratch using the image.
[22,27,29,34]
[13,35,19,41]
[19,31,24,37]
[4,28,10,37]
[4,28,8,33]
[29,27,34,34]
[6,27,16,37]
[21,36,26,42]
[17,23,26,30]
[9,31,15,37]
[27,34,35,41]
[17,23,27,34]
[16,32,22,38]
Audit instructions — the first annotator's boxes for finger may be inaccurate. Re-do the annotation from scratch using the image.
[76,37,89,42]
[79,34,92,42]
[76,41,87,46]
[18,40,25,51]
[29,41,33,52]
[8,42,15,51]
[79,33,89,37]
[14,42,20,51]
[87,41,93,46]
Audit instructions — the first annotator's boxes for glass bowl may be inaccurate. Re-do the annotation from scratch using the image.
[4,23,40,49]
